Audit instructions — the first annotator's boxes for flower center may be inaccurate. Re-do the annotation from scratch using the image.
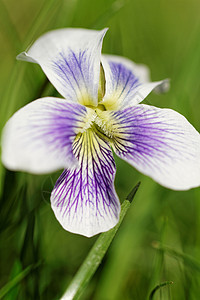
[78,105,113,142]
[94,110,114,138]
[78,64,114,139]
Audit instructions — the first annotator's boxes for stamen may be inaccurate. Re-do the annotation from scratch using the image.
[94,110,114,138]
[78,108,96,133]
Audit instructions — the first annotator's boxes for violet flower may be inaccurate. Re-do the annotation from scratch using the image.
[2,28,200,237]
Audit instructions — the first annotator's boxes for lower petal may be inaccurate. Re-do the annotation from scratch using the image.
[51,128,120,237]
[102,104,200,190]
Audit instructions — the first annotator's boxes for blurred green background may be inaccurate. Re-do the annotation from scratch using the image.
[0,0,200,299]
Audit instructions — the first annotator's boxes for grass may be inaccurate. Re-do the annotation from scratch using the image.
[0,0,200,299]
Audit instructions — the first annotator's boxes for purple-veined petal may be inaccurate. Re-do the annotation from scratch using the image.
[17,28,108,106]
[2,97,95,174]
[97,105,200,190]
[101,55,169,110]
[51,128,120,237]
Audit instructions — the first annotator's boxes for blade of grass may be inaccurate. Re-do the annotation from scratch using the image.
[148,217,168,298]
[5,260,22,300]
[90,0,126,29]
[0,0,63,196]
[152,241,200,273]
[149,281,173,300]
[0,0,21,51]
[23,0,62,47]
[0,262,41,299]
[60,182,140,300]
[0,0,62,127]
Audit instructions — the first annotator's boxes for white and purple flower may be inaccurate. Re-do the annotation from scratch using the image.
[2,28,200,237]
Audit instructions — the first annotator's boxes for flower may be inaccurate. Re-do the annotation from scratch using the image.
[2,28,200,237]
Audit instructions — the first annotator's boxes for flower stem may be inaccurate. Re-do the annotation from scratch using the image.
[60,182,140,300]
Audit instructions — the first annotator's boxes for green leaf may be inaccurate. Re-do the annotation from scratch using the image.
[60,182,140,300]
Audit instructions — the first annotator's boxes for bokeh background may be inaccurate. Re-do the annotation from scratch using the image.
[1,0,200,299]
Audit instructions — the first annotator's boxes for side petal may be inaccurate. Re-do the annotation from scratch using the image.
[17,28,108,106]
[2,97,94,174]
[101,55,169,110]
[98,105,200,190]
[51,128,120,237]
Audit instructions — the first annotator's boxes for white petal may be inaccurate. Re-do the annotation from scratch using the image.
[97,105,200,190]
[101,54,168,110]
[51,128,120,237]
[1,97,93,174]
[103,54,152,82]
[17,28,108,106]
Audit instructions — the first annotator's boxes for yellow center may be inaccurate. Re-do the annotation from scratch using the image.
[77,64,116,140]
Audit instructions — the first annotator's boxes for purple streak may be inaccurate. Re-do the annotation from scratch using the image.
[111,104,197,179]
[26,99,87,167]
[51,129,120,237]
[52,49,97,103]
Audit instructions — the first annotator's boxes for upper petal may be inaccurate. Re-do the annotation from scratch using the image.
[51,128,120,237]
[17,28,108,106]
[101,55,169,110]
[1,97,94,174]
[97,105,200,190]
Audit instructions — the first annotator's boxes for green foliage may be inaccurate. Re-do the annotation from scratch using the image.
[0,0,200,299]
[62,184,140,300]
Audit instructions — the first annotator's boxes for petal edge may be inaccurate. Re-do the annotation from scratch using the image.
[17,28,108,106]
[1,97,90,174]
[99,105,200,190]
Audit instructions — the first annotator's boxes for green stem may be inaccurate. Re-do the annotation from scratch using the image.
[60,182,140,300]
